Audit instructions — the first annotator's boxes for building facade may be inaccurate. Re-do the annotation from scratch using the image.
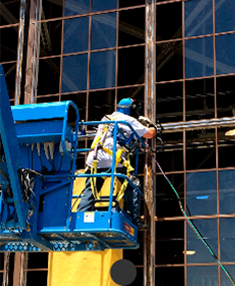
[1,0,235,285]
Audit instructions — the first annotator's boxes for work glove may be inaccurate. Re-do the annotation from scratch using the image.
[138,116,152,127]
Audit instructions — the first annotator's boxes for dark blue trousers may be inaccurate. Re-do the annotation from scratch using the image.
[77,167,141,225]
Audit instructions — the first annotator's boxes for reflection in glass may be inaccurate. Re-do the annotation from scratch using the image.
[217,76,235,118]
[156,82,183,123]
[186,78,214,121]
[187,219,218,263]
[91,13,116,50]
[220,218,235,262]
[155,221,184,264]
[90,51,116,90]
[156,41,183,82]
[92,0,117,12]
[119,8,145,46]
[0,0,20,25]
[156,174,184,218]
[0,27,18,62]
[63,17,89,54]
[215,0,235,33]
[185,37,214,78]
[221,265,235,285]
[62,54,87,93]
[219,170,235,214]
[186,129,216,170]
[156,2,182,41]
[41,0,63,19]
[216,34,235,75]
[88,90,115,121]
[186,172,216,216]
[187,266,218,286]
[64,0,89,16]
[2,63,16,100]
[118,46,145,86]
[39,21,62,57]
[37,57,60,95]
[185,0,213,37]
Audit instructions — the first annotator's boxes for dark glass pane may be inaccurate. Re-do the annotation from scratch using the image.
[216,34,235,75]
[118,46,144,86]
[92,0,117,12]
[156,82,183,123]
[0,273,2,286]
[119,0,144,8]
[218,126,235,168]
[187,266,218,286]
[88,89,115,121]
[37,96,59,103]
[41,0,63,19]
[185,37,214,79]
[155,221,184,264]
[155,267,184,286]
[220,218,235,262]
[187,219,218,263]
[64,0,90,16]
[0,27,18,62]
[91,13,116,50]
[156,174,184,218]
[156,132,183,172]
[37,57,60,95]
[156,41,183,82]
[90,50,116,89]
[221,265,235,285]
[0,253,4,270]
[219,170,235,215]
[62,54,88,93]
[39,20,62,57]
[27,253,48,268]
[124,236,143,265]
[25,271,48,286]
[186,171,217,216]
[119,7,145,47]
[61,93,87,121]
[2,63,16,100]
[156,2,182,41]
[0,0,20,26]
[186,78,214,121]
[185,0,213,37]
[217,75,235,118]
[63,17,89,54]
[215,0,235,33]
[186,129,216,170]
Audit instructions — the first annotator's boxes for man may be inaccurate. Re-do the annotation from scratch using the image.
[77,98,156,230]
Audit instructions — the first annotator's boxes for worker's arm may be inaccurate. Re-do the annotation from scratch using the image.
[142,127,156,139]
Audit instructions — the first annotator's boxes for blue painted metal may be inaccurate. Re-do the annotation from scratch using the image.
[0,64,147,251]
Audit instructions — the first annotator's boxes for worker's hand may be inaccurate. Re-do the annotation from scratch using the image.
[138,116,152,127]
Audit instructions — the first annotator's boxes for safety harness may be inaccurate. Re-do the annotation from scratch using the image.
[89,114,136,203]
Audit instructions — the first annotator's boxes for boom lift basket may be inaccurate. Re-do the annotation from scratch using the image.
[0,65,145,252]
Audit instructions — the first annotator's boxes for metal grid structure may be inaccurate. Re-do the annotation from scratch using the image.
[1,0,235,285]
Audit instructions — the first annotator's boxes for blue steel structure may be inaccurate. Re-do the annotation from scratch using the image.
[0,65,147,252]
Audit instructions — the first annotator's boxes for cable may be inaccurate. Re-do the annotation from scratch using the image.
[152,154,235,286]
[0,168,9,181]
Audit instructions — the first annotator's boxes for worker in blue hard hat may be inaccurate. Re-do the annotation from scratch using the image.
[77,97,156,231]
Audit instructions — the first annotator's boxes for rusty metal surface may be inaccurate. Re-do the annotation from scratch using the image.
[144,1,156,286]
[15,0,26,105]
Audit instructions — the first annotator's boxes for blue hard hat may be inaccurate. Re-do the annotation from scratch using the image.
[116,98,133,115]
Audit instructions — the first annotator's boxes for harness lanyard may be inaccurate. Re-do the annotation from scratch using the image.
[89,114,135,202]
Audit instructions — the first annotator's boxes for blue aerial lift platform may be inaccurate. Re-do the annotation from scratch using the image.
[0,65,147,252]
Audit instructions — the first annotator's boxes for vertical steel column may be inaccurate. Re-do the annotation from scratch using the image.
[15,0,27,105]
[144,1,156,286]
[24,0,39,104]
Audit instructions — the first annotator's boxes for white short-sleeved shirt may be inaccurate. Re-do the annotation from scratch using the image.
[86,112,149,168]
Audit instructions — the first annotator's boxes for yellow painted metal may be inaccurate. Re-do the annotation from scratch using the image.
[47,171,123,286]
